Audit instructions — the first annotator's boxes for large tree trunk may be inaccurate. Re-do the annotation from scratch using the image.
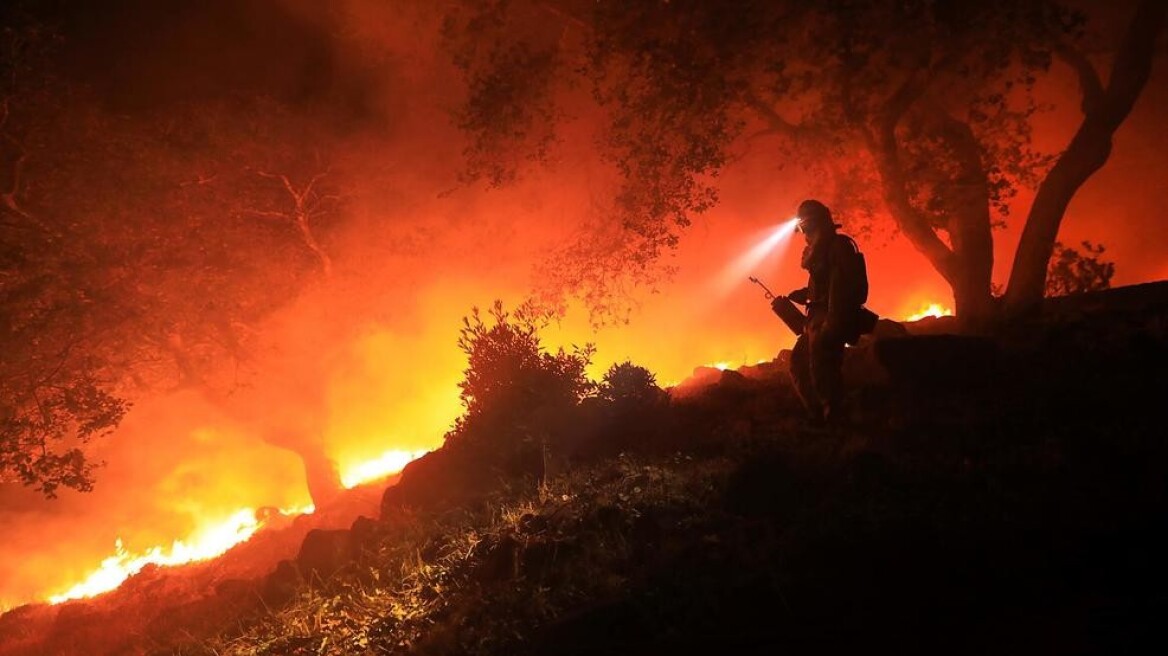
[868,103,997,330]
[948,206,995,326]
[1004,0,1165,315]
[936,111,996,329]
[301,447,343,509]
[950,257,994,327]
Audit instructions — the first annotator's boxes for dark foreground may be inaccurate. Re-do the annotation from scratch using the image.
[2,284,1166,655]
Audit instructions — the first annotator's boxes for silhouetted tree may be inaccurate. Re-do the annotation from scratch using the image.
[444,0,1164,326]
[0,18,129,495]
[0,16,349,496]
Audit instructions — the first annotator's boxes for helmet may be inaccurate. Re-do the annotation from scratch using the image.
[795,199,840,233]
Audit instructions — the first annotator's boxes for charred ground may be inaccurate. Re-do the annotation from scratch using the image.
[2,283,1167,655]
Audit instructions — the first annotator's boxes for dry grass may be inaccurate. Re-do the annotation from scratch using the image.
[196,453,732,656]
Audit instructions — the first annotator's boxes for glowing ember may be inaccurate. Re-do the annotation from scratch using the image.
[47,505,310,604]
[340,448,430,489]
[906,303,954,322]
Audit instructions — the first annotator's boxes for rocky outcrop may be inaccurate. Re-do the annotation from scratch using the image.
[295,529,354,584]
[379,448,497,522]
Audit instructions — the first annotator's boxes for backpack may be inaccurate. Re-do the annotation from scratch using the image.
[834,235,877,343]
[833,234,869,307]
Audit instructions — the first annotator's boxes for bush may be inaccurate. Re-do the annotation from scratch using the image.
[599,361,664,406]
[448,302,595,468]
[1046,241,1115,297]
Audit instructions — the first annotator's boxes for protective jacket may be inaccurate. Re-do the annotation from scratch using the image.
[796,233,868,340]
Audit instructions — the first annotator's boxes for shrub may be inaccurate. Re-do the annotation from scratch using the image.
[448,302,595,468]
[599,361,663,406]
[1046,241,1115,297]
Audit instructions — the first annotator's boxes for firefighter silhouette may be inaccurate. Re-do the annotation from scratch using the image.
[779,200,874,424]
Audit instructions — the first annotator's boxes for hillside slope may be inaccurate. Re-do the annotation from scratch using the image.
[3,282,1167,655]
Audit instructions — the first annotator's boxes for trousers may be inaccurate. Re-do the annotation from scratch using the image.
[790,324,846,420]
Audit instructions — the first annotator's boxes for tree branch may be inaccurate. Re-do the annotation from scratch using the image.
[1097,0,1166,129]
[741,90,805,137]
[867,76,958,283]
[256,170,303,206]
[239,209,291,221]
[1005,0,1166,312]
[1054,41,1104,115]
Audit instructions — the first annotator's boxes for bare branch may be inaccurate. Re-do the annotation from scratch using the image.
[301,170,331,202]
[239,209,291,221]
[256,170,303,205]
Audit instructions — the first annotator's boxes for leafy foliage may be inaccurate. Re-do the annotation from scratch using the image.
[599,361,663,406]
[444,0,1162,322]
[449,301,595,467]
[456,301,595,420]
[0,15,351,494]
[1045,240,1115,297]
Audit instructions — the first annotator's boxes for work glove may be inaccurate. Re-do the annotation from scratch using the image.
[786,288,810,305]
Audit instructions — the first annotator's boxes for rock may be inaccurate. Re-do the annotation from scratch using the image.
[518,512,550,535]
[738,359,785,381]
[379,448,494,522]
[260,559,302,607]
[872,318,910,338]
[295,529,353,583]
[349,515,380,554]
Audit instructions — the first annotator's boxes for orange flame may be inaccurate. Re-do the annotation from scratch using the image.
[47,505,311,604]
[44,448,428,605]
[44,443,434,602]
[906,303,954,322]
[339,448,430,489]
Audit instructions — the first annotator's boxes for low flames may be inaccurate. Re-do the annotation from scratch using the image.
[906,303,954,322]
[46,449,428,606]
[340,448,431,489]
[47,507,298,604]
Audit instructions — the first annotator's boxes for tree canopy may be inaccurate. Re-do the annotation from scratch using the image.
[445,0,1165,325]
[0,16,348,496]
